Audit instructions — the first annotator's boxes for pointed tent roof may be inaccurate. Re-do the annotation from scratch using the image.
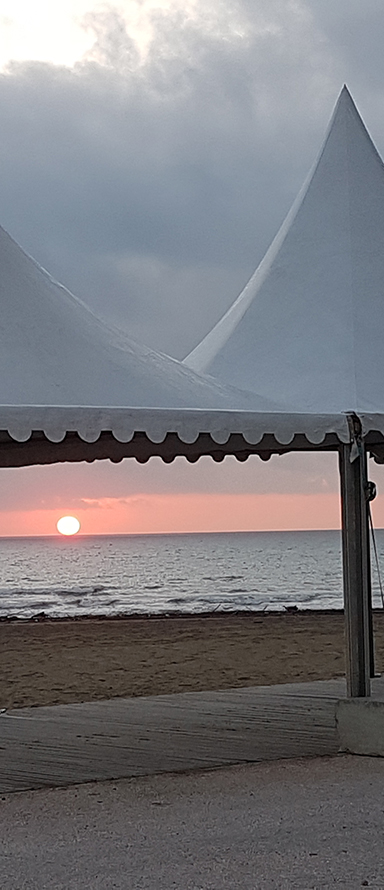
[0,225,268,412]
[185,87,384,415]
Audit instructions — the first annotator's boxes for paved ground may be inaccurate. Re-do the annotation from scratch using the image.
[1,754,384,889]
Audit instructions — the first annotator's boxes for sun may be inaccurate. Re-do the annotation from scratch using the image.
[57,515,81,536]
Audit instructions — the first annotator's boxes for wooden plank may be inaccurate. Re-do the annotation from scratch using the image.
[0,680,349,793]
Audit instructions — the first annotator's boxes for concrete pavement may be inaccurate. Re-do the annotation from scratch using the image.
[1,754,384,889]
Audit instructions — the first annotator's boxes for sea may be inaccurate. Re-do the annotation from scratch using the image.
[0,529,384,620]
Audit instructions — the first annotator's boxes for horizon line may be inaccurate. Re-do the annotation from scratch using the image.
[0,527,357,540]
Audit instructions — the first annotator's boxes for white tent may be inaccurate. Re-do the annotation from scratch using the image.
[185,87,384,418]
[0,86,382,696]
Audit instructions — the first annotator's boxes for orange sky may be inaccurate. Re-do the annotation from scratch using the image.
[0,491,358,536]
[1,453,384,537]
[1,449,384,536]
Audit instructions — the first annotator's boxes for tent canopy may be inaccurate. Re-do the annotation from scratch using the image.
[1,86,384,468]
[185,87,384,418]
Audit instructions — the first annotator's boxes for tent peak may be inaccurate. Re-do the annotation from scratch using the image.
[327,85,363,133]
[184,91,384,414]
[329,85,376,148]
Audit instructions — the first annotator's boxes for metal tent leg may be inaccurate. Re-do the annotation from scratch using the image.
[366,508,376,678]
[339,444,371,697]
[364,448,375,678]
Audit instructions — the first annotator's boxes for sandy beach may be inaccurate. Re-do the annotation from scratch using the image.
[1,610,383,709]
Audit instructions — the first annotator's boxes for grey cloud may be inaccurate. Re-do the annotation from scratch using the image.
[0,0,357,358]
[308,0,384,105]
[82,6,140,72]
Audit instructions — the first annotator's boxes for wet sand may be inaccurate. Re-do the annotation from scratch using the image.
[1,610,384,709]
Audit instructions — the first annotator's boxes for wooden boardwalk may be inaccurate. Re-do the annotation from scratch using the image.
[1,678,384,793]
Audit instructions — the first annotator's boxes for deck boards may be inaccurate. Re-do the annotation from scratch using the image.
[1,678,384,793]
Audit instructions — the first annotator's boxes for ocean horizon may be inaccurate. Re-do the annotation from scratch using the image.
[0,527,356,538]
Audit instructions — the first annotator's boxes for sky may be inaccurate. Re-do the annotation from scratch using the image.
[1,0,384,535]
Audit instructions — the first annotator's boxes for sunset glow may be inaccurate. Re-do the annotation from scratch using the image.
[0,493,346,538]
[56,515,81,536]
[0,485,382,537]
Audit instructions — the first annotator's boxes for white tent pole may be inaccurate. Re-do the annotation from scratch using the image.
[339,423,371,697]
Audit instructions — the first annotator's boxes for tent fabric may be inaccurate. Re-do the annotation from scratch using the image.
[0,407,352,468]
[2,406,384,469]
[184,87,384,417]
[0,406,352,445]
[0,226,272,413]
